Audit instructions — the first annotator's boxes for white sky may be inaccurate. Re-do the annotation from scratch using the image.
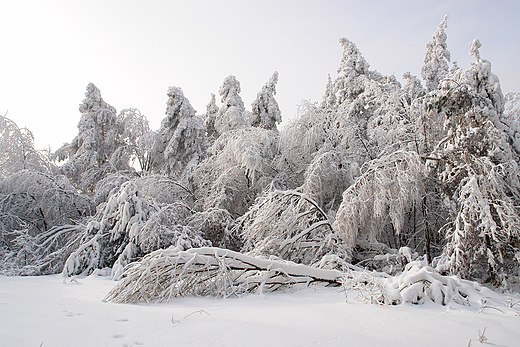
[1,0,519,150]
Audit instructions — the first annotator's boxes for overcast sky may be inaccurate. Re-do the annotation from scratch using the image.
[1,0,519,150]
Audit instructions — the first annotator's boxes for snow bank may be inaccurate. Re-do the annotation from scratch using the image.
[0,274,518,347]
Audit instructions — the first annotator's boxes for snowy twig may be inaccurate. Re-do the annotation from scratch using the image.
[477,305,505,314]
[184,309,211,319]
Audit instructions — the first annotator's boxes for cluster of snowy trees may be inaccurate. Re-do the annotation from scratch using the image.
[1,16,520,300]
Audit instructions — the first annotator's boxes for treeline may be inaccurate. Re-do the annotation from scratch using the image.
[1,16,519,293]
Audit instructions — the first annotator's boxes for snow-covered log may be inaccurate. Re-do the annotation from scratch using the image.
[104,247,344,303]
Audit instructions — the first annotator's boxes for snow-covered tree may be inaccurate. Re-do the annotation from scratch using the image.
[0,170,93,275]
[214,75,251,134]
[4,15,520,296]
[192,127,279,217]
[436,159,520,283]
[502,92,520,155]
[0,113,53,177]
[320,74,337,109]
[421,15,451,91]
[301,149,357,214]
[150,87,205,178]
[277,38,405,198]
[202,93,219,141]
[464,39,504,114]
[239,188,348,265]
[54,83,125,192]
[118,108,154,172]
[276,100,366,193]
[251,71,282,130]
[62,178,210,279]
[104,247,344,302]
[402,72,425,103]
[422,41,520,285]
[335,37,371,105]
[333,151,427,260]
[366,81,418,157]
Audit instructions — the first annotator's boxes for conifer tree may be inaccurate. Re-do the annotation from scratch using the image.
[214,75,250,134]
[202,93,219,140]
[321,74,336,109]
[421,15,451,91]
[251,71,282,131]
[151,87,205,177]
[54,83,124,192]
[334,37,372,106]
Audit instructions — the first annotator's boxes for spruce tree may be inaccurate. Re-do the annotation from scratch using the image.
[251,71,282,131]
[421,15,451,92]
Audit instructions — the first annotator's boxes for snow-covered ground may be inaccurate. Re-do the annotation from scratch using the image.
[0,274,518,347]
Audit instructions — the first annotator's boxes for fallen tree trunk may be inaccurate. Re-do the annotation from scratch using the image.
[104,247,344,303]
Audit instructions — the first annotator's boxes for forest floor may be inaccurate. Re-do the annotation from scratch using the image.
[0,273,518,346]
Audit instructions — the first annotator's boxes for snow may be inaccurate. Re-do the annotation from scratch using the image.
[1,274,518,347]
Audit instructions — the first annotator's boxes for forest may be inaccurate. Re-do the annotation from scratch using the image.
[1,15,519,305]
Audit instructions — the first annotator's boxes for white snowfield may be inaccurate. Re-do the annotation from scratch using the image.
[0,274,518,347]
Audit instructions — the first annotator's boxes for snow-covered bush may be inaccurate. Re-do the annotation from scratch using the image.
[0,170,93,276]
[187,208,241,251]
[343,260,470,306]
[1,224,86,276]
[0,170,93,239]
